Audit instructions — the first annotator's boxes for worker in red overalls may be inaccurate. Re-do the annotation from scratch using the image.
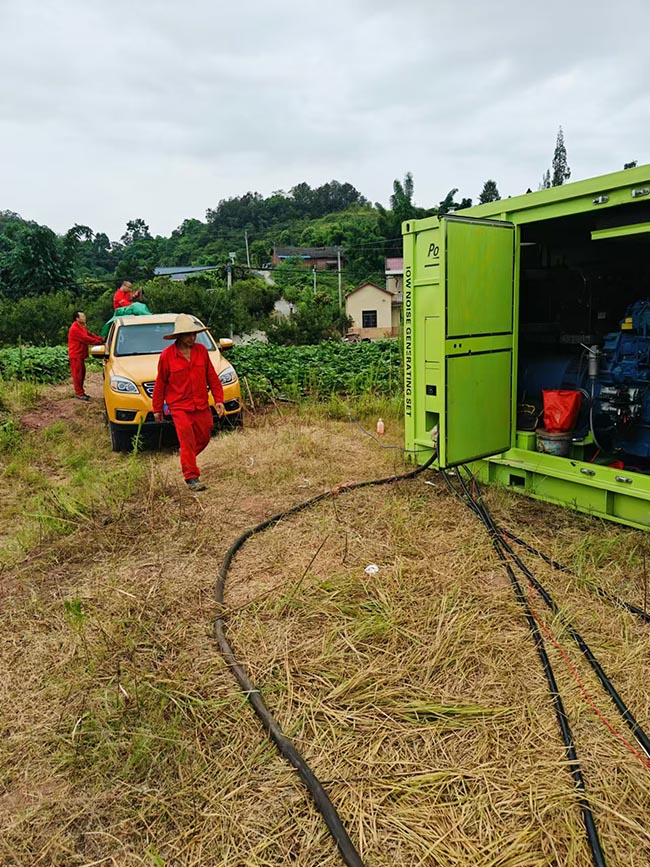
[67,311,103,401]
[113,280,142,309]
[152,314,225,491]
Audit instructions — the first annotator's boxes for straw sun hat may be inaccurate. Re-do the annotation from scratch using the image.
[163,313,208,339]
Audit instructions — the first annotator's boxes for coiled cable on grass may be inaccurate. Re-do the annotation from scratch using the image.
[214,450,438,867]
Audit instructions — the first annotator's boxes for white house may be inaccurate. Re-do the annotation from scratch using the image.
[345,281,400,340]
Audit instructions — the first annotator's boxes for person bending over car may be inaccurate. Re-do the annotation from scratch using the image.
[152,314,225,492]
[68,310,103,401]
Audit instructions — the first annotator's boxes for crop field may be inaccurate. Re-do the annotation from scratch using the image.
[0,346,72,384]
[0,369,649,866]
[0,340,401,401]
[229,340,401,400]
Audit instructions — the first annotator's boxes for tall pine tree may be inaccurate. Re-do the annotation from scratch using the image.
[478,179,501,203]
[551,127,571,187]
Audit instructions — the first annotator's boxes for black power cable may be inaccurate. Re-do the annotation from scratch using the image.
[442,469,607,867]
[214,450,437,867]
[461,468,650,759]
[502,531,650,624]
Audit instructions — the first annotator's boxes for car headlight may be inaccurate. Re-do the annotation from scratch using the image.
[218,366,238,385]
[110,375,139,394]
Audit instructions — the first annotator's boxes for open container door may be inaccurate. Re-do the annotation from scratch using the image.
[404,213,515,468]
[442,215,515,466]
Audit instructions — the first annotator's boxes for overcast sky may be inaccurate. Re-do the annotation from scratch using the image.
[0,0,648,240]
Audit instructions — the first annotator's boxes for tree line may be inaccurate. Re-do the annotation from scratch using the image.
[0,174,497,346]
[5,126,632,346]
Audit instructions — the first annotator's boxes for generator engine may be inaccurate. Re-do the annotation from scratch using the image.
[591,300,650,457]
[519,300,650,460]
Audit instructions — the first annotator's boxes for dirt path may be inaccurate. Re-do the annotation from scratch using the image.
[1,403,649,867]
[18,371,104,432]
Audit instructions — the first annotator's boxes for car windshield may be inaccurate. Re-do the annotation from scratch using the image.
[114,322,216,356]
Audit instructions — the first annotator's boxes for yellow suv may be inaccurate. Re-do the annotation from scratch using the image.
[92,313,242,451]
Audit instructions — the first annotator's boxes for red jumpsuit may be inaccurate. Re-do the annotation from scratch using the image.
[152,342,224,481]
[113,288,138,309]
[67,320,103,397]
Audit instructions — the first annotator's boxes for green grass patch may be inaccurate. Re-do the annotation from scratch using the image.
[0,383,147,566]
[0,418,21,452]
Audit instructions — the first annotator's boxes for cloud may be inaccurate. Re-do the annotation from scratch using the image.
[0,0,648,237]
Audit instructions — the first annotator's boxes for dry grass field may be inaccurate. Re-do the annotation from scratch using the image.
[1,374,649,866]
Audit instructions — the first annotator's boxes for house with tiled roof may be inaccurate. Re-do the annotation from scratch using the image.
[345,281,400,340]
[272,246,342,271]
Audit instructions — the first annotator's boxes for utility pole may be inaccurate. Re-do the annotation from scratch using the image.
[227,252,236,339]
[244,230,251,268]
[336,246,343,310]
[312,266,317,296]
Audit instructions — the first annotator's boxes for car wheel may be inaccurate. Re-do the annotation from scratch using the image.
[109,421,134,452]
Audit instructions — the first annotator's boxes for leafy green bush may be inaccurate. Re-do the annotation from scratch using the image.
[136,274,278,337]
[0,292,78,346]
[230,340,401,399]
[266,293,350,346]
[132,276,233,337]
[0,346,70,383]
[82,288,115,331]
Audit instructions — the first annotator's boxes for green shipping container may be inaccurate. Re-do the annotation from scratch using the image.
[403,164,650,530]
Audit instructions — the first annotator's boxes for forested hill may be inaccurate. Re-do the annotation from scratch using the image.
[0,175,486,346]
[0,176,479,294]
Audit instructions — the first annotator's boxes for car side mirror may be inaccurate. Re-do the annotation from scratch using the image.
[219,338,234,351]
[90,344,107,358]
